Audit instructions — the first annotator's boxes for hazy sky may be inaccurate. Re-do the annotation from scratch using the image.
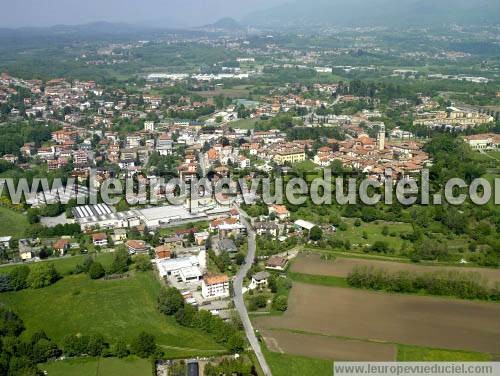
[0,0,289,28]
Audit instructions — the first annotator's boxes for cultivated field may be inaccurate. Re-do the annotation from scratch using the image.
[255,283,500,355]
[0,271,225,358]
[261,329,397,361]
[291,254,500,285]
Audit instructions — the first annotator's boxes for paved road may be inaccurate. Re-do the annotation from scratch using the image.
[233,213,273,376]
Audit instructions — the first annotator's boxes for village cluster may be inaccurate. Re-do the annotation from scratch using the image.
[1,67,499,316]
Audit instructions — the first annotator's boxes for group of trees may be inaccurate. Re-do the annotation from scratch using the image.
[0,264,60,292]
[62,331,158,360]
[248,274,291,313]
[347,266,500,301]
[0,121,57,157]
[73,248,144,280]
[157,287,245,353]
[0,308,61,375]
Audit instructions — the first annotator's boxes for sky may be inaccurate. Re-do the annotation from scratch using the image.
[0,0,289,28]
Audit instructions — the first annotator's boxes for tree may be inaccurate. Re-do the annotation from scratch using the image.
[8,266,30,291]
[87,334,106,356]
[227,333,245,353]
[371,241,389,253]
[134,254,152,271]
[111,248,131,274]
[158,287,184,316]
[114,339,129,358]
[0,308,25,337]
[309,226,323,241]
[27,264,60,289]
[0,274,12,292]
[234,252,245,265]
[33,339,61,363]
[267,275,278,293]
[130,332,156,358]
[88,262,105,279]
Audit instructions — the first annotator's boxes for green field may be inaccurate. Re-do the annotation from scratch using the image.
[263,347,331,376]
[0,252,115,276]
[0,206,29,238]
[288,272,349,288]
[0,271,226,358]
[397,345,492,361]
[41,357,151,376]
[229,118,259,130]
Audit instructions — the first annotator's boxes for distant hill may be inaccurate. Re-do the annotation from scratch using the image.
[206,17,243,30]
[243,0,500,28]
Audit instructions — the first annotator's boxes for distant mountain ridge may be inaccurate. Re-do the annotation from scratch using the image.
[243,0,500,28]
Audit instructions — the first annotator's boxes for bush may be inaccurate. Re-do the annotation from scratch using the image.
[88,262,105,279]
[370,241,389,253]
[310,226,323,241]
[272,295,288,312]
[134,254,152,271]
[114,339,129,358]
[27,264,60,289]
[251,295,267,309]
[0,274,12,292]
[8,266,30,291]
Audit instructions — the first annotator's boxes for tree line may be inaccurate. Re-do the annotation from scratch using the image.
[157,287,245,353]
[347,265,500,301]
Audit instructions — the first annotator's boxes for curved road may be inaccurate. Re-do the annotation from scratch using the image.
[233,213,272,376]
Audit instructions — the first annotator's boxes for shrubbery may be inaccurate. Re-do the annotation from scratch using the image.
[157,287,245,353]
[347,266,499,301]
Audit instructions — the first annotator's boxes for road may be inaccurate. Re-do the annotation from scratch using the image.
[233,212,273,376]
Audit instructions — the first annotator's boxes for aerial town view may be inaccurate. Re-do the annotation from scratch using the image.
[0,1,499,375]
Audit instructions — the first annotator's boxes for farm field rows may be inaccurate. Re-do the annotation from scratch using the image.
[291,253,500,285]
[254,283,500,355]
[261,329,397,361]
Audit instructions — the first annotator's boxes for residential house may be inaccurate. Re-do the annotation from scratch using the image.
[251,271,271,289]
[268,205,290,220]
[202,274,230,300]
[255,222,279,237]
[266,256,288,271]
[126,240,149,254]
[216,238,237,255]
[112,229,127,243]
[92,233,108,247]
[53,239,70,256]
[155,245,172,260]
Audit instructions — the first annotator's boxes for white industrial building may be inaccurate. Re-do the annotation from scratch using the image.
[73,204,208,231]
[155,250,206,283]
